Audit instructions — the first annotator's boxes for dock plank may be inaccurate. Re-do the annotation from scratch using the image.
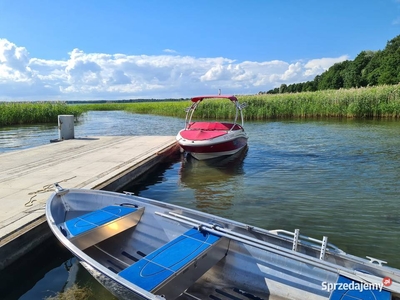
[0,136,178,241]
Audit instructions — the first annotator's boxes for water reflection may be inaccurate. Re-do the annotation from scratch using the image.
[0,237,71,300]
[0,236,118,300]
[179,147,248,211]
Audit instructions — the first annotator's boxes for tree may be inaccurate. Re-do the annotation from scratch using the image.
[263,34,400,94]
[343,51,374,88]
[279,84,288,93]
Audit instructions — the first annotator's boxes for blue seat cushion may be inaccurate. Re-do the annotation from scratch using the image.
[119,228,220,291]
[65,206,137,236]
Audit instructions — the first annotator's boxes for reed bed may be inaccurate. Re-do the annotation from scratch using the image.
[239,84,400,119]
[0,102,84,126]
[1,85,399,126]
[74,101,189,118]
[74,99,239,120]
[72,103,129,112]
[112,85,400,120]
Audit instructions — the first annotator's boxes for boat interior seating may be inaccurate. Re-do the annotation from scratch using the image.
[187,121,242,131]
[62,205,144,250]
[118,227,229,299]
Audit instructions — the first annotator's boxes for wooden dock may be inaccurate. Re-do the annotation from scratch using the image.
[0,136,179,270]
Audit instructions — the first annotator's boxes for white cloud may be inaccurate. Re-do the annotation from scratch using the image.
[0,39,349,100]
[304,55,350,76]
[0,39,33,83]
[163,49,177,54]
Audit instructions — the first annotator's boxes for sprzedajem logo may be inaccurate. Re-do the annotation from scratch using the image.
[321,276,392,293]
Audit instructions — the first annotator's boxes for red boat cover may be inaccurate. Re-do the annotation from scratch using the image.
[179,122,242,141]
[180,129,227,140]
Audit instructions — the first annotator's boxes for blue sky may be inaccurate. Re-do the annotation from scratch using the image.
[0,0,399,101]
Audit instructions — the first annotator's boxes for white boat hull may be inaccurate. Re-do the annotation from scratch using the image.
[176,129,248,160]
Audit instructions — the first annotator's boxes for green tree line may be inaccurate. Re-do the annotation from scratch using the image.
[265,35,400,94]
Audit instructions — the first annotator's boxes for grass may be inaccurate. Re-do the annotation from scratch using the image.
[1,84,400,126]
[0,102,84,126]
[239,84,400,119]
[73,84,400,120]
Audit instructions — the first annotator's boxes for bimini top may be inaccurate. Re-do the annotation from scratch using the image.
[191,95,238,102]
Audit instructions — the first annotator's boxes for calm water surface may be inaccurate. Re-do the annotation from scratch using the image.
[1,111,399,299]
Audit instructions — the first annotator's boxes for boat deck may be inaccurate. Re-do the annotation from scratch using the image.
[0,136,178,269]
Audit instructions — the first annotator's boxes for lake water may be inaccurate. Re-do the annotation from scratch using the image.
[1,111,400,299]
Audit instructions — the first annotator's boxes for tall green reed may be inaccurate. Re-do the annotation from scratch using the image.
[1,84,399,126]
[240,84,400,119]
[0,102,84,126]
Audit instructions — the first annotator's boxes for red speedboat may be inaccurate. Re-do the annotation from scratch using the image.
[176,95,248,160]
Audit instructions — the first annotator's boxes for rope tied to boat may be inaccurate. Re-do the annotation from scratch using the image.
[25,176,77,207]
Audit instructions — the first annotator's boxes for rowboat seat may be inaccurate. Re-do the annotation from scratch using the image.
[119,227,228,299]
[62,205,144,250]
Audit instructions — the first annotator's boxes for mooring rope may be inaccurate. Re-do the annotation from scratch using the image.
[25,176,77,207]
